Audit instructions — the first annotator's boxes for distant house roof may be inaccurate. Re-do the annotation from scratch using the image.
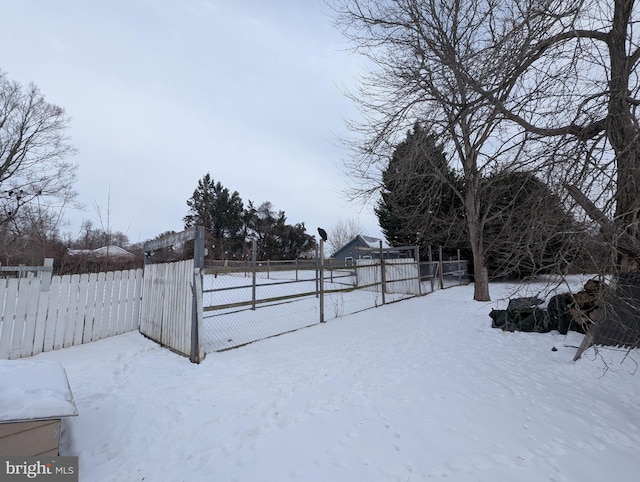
[68,245,134,258]
[331,235,386,261]
[359,235,383,248]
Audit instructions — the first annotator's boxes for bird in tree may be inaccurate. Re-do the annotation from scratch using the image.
[317,227,328,242]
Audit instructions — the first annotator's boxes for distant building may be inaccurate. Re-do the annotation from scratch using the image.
[331,235,385,263]
[68,245,134,258]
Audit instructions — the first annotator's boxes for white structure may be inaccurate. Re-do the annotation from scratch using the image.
[68,245,134,258]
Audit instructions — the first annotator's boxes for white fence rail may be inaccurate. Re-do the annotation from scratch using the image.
[0,268,143,360]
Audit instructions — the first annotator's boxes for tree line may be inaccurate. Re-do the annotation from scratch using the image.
[376,122,595,280]
[182,173,317,262]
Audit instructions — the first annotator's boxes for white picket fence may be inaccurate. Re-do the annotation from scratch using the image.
[0,268,143,360]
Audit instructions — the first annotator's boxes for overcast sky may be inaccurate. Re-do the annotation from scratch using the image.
[0,0,381,244]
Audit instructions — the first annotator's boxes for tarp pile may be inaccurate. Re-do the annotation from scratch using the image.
[490,279,605,334]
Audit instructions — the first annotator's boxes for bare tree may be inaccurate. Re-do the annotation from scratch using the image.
[437,0,640,348]
[451,0,640,273]
[328,218,363,253]
[0,70,77,226]
[333,0,536,300]
[0,200,68,265]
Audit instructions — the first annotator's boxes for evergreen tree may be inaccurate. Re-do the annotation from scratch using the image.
[278,222,316,259]
[184,173,244,259]
[482,171,581,279]
[376,123,584,278]
[375,122,466,258]
[244,201,315,260]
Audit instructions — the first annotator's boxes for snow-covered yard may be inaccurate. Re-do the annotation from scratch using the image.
[19,279,640,481]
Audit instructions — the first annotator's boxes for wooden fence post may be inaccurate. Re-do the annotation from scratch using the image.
[41,258,54,292]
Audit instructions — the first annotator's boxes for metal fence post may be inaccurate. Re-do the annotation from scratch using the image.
[329,258,334,283]
[315,245,319,298]
[428,245,434,292]
[320,240,325,322]
[252,239,257,310]
[379,241,386,305]
[439,246,444,290]
[415,246,421,296]
[191,226,205,363]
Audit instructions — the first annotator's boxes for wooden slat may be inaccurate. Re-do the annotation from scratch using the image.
[0,279,19,359]
[9,279,31,359]
[140,264,158,340]
[53,275,72,350]
[124,269,140,332]
[19,279,42,358]
[42,276,62,353]
[116,270,129,334]
[179,260,191,354]
[11,279,39,359]
[82,273,98,344]
[173,260,192,355]
[108,271,122,337]
[30,286,51,357]
[167,262,182,350]
[91,272,107,342]
[165,262,175,346]
[150,264,161,340]
[63,274,81,348]
[164,263,175,347]
[132,268,143,330]
[120,270,133,333]
[140,266,151,335]
[140,266,152,336]
[100,271,115,339]
[73,274,90,346]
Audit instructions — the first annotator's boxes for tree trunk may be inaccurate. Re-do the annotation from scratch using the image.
[472,255,490,301]
[465,185,491,301]
[607,0,640,271]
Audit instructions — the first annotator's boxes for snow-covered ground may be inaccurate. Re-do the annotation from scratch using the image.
[17,278,640,481]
